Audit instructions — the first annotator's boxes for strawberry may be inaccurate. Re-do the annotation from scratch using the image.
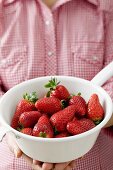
[33,115,54,138]
[67,120,85,135]
[50,105,76,132]
[19,111,42,128]
[87,94,104,124]
[79,118,95,131]
[55,132,69,138]
[11,92,38,129]
[11,115,20,130]
[72,117,78,121]
[69,95,87,117]
[35,97,62,115]
[21,128,33,136]
[45,77,70,100]
[15,92,38,116]
[67,118,95,135]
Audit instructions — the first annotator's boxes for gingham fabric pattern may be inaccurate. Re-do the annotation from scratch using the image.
[0,0,113,169]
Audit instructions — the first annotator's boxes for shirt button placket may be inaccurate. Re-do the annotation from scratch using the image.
[43,11,57,76]
[45,20,50,26]
[48,51,53,57]
[0,3,3,37]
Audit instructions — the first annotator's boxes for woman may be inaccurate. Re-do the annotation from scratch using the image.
[0,0,113,169]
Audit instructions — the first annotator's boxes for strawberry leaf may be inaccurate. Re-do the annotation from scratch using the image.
[94,119,103,125]
[39,132,47,138]
[54,127,59,135]
[44,77,60,90]
[23,92,38,103]
[46,91,51,97]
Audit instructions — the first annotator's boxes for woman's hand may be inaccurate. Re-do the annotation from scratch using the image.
[104,112,113,127]
[6,133,76,170]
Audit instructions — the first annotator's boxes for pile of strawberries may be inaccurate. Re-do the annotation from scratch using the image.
[11,77,104,138]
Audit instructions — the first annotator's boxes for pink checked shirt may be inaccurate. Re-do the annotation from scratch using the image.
[0,0,113,169]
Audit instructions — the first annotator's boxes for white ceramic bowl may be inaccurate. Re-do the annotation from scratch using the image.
[0,76,112,163]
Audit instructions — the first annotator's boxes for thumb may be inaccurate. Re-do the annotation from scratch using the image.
[13,143,22,158]
[54,161,71,170]
[6,132,22,158]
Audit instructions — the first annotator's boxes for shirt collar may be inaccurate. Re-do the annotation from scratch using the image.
[87,0,113,12]
[3,0,113,12]
[4,0,15,5]
[87,0,98,6]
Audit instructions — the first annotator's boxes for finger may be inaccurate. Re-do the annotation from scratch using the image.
[6,133,22,158]
[54,161,71,170]
[33,160,42,165]
[64,165,72,170]
[69,160,76,168]
[42,162,54,170]
[32,163,42,170]
[13,146,22,158]
[64,161,76,170]
[79,156,84,160]
[22,153,33,166]
[22,154,43,170]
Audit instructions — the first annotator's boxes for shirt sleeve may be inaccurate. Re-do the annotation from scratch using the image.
[0,2,4,97]
[0,83,4,124]
[0,80,4,96]
[102,10,113,101]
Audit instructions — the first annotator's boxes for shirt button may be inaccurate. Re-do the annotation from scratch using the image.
[93,56,98,61]
[45,20,50,25]
[48,51,53,56]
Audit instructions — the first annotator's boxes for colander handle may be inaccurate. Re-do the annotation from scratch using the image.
[91,61,113,86]
[0,126,11,142]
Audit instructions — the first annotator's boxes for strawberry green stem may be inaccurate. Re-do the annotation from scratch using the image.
[54,127,59,135]
[94,119,102,125]
[61,100,68,109]
[23,92,38,103]
[44,77,60,90]
[39,132,47,138]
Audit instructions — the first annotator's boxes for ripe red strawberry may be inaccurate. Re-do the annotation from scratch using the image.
[33,115,54,138]
[55,132,69,138]
[87,94,104,124]
[11,92,38,129]
[69,95,87,117]
[21,128,33,136]
[45,77,70,100]
[67,120,85,135]
[67,118,95,135]
[50,105,76,132]
[72,117,78,121]
[19,111,42,128]
[35,97,62,115]
[11,115,20,130]
[79,118,95,131]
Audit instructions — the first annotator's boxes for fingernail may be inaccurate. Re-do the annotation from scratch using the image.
[33,160,37,165]
[14,148,22,158]
[14,149,18,158]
